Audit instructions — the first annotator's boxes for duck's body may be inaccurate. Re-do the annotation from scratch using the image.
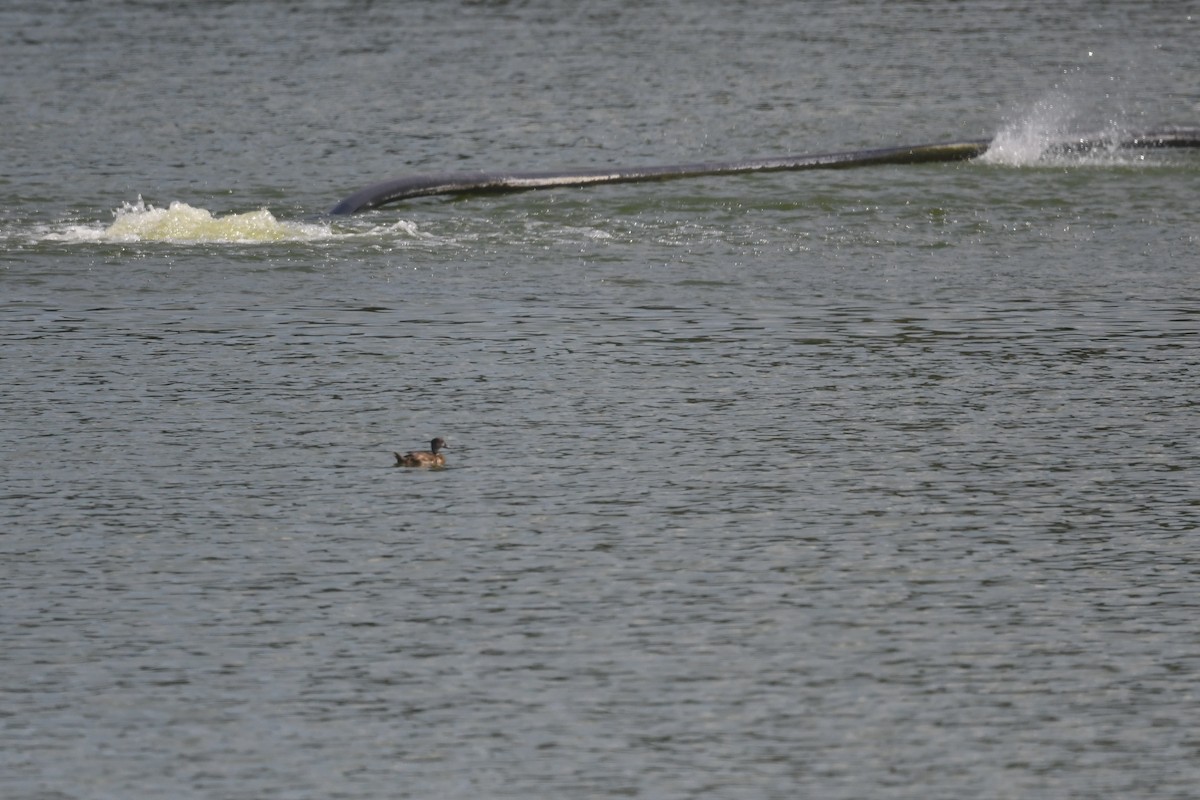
[395,437,447,468]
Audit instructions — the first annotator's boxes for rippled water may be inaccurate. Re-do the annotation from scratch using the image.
[3,2,1200,798]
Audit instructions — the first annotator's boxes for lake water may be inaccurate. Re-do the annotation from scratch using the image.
[3,2,1199,798]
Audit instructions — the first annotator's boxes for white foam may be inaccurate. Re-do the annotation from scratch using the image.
[40,198,339,244]
[110,198,335,242]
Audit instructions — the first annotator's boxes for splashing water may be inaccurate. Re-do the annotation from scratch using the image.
[981,94,1137,167]
[93,198,335,243]
[33,199,433,245]
[983,94,1075,166]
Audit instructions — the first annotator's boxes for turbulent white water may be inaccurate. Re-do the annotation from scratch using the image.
[87,199,336,243]
[25,199,447,246]
[980,93,1150,167]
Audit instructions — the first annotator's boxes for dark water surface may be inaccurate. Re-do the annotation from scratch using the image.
[3,2,1199,798]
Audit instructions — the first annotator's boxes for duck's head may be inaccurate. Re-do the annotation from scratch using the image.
[430,437,447,454]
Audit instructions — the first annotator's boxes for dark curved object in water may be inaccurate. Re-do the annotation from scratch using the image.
[329,127,1200,215]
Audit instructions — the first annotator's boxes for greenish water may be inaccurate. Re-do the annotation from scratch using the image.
[2,2,1199,798]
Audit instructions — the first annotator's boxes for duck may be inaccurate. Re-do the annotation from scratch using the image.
[394,437,447,468]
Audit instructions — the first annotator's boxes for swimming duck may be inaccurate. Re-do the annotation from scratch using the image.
[394,437,447,468]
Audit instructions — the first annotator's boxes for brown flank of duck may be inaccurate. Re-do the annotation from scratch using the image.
[395,437,447,468]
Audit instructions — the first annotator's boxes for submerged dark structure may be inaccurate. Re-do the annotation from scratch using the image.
[329,128,1200,215]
